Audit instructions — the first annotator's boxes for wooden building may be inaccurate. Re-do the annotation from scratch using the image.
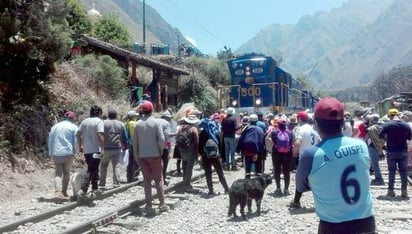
[79,35,189,111]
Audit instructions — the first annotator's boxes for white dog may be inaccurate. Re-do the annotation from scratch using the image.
[70,168,88,200]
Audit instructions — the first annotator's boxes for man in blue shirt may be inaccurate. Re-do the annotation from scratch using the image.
[379,108,412,198]
[48,111,79,199]
[295,97,375,234]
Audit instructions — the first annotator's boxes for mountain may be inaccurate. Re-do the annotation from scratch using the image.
[80,0,412,92]
[237,0,412,91]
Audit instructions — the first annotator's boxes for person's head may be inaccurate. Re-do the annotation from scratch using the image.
[90,105,102,117]
[368,114,380,125]
[108,110,117,120]
[354,110,363,119]
[182,114,201,126]
[249,114,258,125]
[256,112,264,121]
[139,101,154,115]
[387,108,399,120]
[314,97,345,137]
[161,110,173,120]
[127,110,139,120]
[64,111,76,122]
[226,107,235,116]
[277,117,288,130]
[297,111,309,123]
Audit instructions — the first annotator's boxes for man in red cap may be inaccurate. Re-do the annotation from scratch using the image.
[289,111,320,208]
[295,97,375,233]
[133,101,169,213]
[48,111,79,199]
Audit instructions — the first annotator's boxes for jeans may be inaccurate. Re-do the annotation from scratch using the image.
[224,137,236,167]
[138,157,165,206]
[127,147,140,182]
[244,155,263,178]
[202,156,229,193]
[99,149,122,187]
[272,151,292,190]
[52,155,74,194]
[368,145,383,181]
[81,153,101,192]
[180,148,197,186]
[387,151,408,190]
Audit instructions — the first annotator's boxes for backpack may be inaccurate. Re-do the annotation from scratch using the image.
[204,138,219,158]
[274,130,291,153]
[176,126,193,149]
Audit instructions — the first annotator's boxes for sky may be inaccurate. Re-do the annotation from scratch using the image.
[146,0,348,56]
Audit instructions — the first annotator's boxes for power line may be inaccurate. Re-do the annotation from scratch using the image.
[164,0,227,48]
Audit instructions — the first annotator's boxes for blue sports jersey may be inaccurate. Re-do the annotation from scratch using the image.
[296,135,373,223]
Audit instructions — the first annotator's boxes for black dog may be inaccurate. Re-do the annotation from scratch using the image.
[228,174,272,220]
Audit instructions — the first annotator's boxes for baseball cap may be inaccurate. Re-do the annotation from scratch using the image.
[297,111,309,121]
[314,97,344,120]
[140,101,153,112]
[64,111,76,120]
[388,108,399,115]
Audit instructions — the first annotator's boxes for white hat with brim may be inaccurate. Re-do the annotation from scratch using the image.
[183,115,201,125]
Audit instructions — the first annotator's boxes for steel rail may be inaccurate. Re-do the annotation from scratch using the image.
[61,172,207,234]
[0,181,140,233]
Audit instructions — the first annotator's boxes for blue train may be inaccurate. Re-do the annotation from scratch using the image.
[226,53,318,114]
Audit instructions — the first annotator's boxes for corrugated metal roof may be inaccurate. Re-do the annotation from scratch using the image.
[80,35,189,76]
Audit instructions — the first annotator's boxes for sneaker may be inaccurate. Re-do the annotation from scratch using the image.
[77,190,88,200]
[284,190,291,196]
[159,204,169,212]
[288,201,302,209]
[113,184,120,188]
[274,188,283,197]
[370,179,385,186]
[387,190,396,197]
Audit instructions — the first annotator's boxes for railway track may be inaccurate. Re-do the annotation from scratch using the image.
[0,180,140,233]
[0,165,209,234]
[1,157,411,233]
[61,173,207,234]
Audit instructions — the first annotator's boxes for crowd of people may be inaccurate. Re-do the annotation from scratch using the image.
[47,97,412,233]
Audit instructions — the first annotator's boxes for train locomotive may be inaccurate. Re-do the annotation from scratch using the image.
[226,53,317,114]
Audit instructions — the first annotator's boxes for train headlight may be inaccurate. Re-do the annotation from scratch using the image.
[255,98,262,106]
[232,100,237,106]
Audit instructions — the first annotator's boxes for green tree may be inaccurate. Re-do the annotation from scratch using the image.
[93,14,130,47]
[0,0,71,108]
[74,54,128,99]
[67,0,92,37]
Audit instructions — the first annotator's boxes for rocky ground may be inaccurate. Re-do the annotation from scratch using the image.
[1,155,412,234]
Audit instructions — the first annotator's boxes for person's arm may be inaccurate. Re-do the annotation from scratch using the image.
[98,132,104,154]
[76,129,83,153]
[295,148,314,193]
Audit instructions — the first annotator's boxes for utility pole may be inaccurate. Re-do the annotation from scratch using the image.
[142,0,146,53]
